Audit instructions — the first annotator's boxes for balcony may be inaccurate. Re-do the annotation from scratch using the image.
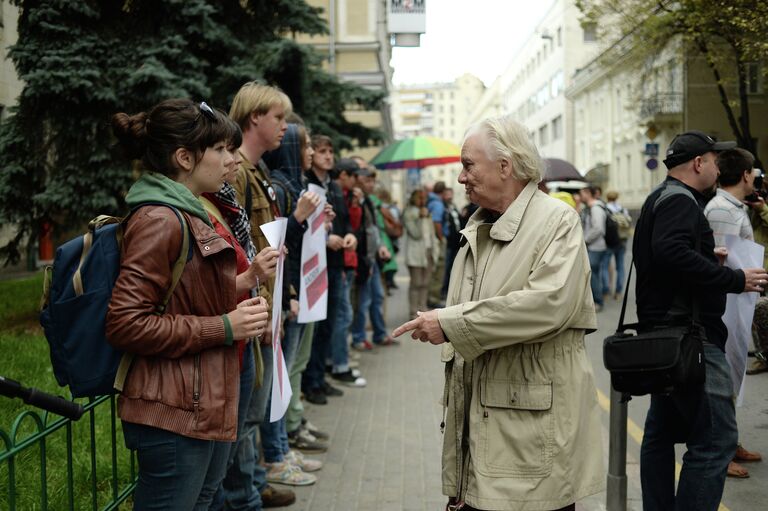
[640,93,683,119]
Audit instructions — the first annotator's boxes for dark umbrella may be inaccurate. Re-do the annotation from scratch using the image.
[542,158,583,182]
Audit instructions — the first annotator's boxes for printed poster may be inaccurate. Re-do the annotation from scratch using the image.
[298,184,329,323]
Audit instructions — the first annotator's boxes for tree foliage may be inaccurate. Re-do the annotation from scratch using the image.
[0,0,384,264]
[576,0,768,164]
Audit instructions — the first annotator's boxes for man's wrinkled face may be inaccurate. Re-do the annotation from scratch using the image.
[457,134,504,210]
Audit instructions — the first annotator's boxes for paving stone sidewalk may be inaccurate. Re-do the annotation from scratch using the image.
[283,275,614,511]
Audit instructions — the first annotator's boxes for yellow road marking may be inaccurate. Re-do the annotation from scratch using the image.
[595,388,730,511]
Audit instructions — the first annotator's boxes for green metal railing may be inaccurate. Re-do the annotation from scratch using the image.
[1,395,137,510]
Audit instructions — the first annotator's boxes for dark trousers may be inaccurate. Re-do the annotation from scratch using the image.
[640,343,737,511]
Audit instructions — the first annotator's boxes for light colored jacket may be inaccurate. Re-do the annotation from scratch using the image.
[437,181,604,510]
[404,205,437,267]
[581,201,607,251]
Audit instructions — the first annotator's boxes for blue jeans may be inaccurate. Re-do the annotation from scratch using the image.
[260,318,303,463]
[216,343,273,510]
[330,269,354,370]
[123,421,230,511]
[640,343,737,511]
[352,262,387,344]
[609,243,627,294]
[211,342,255,510]
[305,266,352,389]
[587,249,610,306]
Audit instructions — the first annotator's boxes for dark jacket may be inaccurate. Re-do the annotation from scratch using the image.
[632,176,745,350]
[306,169,352,268]
[264,124,309,308]
[107,205,239,441]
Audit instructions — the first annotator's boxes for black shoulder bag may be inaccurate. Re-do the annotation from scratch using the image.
[603,184,706,398]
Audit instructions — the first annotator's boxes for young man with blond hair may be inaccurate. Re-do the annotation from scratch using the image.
[216,81,300,509]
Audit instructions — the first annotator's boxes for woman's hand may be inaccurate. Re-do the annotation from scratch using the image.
[227,296,269,340]
[250,247,280,279]
[294,192,321,224]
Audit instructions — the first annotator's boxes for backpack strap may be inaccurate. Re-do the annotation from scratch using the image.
[113,206,190,392]
[72,216,123,297]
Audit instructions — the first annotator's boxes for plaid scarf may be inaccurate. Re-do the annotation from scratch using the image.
[214,183,257,262]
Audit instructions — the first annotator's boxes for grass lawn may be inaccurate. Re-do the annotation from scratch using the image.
[1,272,134,510]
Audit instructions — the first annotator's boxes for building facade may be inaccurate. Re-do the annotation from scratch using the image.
[494,0,600,162]
[297,0,395,162]
[567,31,768,210]
[389,73,485,203]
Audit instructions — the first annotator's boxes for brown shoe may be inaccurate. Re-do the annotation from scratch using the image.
[727,461,750,478]
[746,359,768,375]
[734,444,762,462]
[261,484,296,508]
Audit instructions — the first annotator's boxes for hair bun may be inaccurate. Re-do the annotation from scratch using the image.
[111,111,149,160]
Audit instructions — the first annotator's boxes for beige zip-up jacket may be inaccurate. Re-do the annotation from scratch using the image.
[437,181,605,510]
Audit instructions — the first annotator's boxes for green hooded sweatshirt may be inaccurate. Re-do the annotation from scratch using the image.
[125,171,212,227]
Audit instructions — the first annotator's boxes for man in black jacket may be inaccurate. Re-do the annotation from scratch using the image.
[634,130,768,510]
[302,135,358,404]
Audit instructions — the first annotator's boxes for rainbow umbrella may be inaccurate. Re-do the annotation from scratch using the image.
[370,136,462,170]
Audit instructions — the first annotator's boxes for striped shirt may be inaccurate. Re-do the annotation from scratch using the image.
[704,188,753,246]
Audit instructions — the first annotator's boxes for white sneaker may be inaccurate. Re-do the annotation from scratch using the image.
[265,461,317,486]
[286,449,323,472]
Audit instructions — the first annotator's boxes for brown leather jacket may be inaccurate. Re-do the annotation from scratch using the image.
[106,205,239,442]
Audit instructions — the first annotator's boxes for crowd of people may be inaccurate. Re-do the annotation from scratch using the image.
[100,75,767,511]
[105,83,427,510]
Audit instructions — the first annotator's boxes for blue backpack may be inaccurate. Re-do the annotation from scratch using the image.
[40,205,190,398]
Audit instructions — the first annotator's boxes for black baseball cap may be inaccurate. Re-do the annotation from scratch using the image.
[335,158,360,175]
[663,130,737,169]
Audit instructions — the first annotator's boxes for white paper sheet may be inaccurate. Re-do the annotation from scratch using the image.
[260,218,292,422]
[722,234,764,405]
[298,184,329,323]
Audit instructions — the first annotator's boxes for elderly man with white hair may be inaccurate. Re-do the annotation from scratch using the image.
[394,115,604,511]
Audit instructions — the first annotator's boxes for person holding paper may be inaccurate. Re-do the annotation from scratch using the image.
[704,147,764,478]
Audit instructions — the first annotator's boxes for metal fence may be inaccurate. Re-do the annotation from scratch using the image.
[1,395,137,510]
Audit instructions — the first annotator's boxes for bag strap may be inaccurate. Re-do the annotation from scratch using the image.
[113,206,190,393]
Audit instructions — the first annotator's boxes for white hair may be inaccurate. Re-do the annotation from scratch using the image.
[463,115,543,183]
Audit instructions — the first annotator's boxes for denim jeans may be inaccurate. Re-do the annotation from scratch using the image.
[260,318,304,463]
[211,342,255,510]
[330,269,354,369]
[587,249,610,306]
[305,266,349,390]
[640,343,738,511]
[352,262,387,345]
[216,343,273,510]
[123,421,230,511]
[609,243,627,294]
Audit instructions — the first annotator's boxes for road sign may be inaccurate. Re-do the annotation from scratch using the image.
[644,143,659,156]
[646,158,659,170]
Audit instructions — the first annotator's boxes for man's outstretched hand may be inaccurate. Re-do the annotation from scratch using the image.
[392,309,446,345]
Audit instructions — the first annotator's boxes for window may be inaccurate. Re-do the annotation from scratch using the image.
[615,89,622,120]
[551,115,562,140]
[550,70,564,98]
[583,22,597,42]
[539,125,549,146]
[668,59,678,93]
[557,27,562,47]
[747,63,762,94]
